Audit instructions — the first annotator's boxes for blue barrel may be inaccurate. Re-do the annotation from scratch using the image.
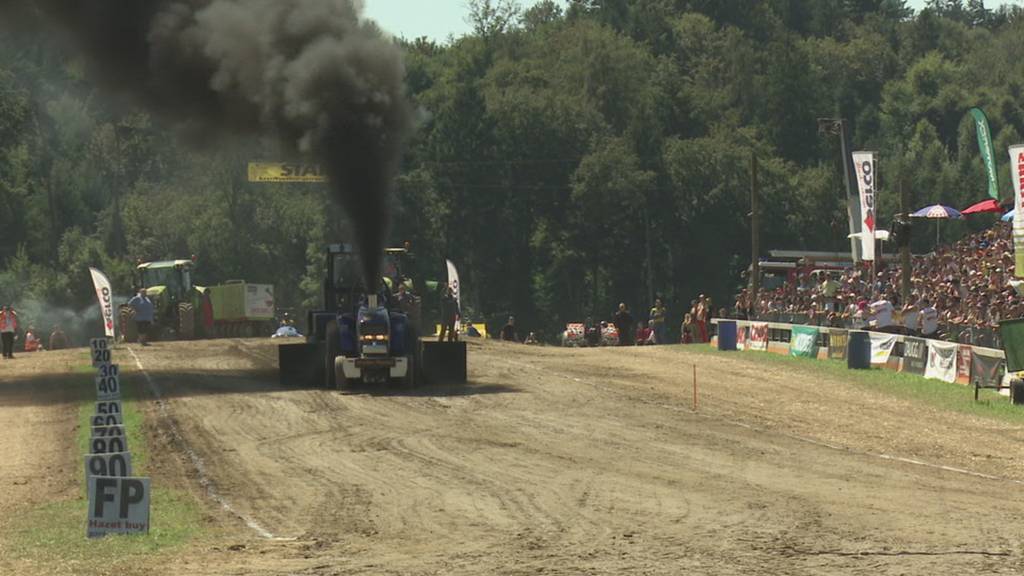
[847,330,871,369]
[717,320,737,351]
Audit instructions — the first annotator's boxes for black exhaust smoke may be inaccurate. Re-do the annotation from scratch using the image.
[5,0,413,284]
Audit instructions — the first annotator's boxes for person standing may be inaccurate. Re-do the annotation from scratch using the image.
[919,298,940,338]
[695,295,709,343]
[613,303,635,346]
[1,305,18,359]
[901,298,920,336]
[127,289,155,346]
[820,273,840,312]
[868,293,895,332]
[438,284,459,342]
[649,298,667,345]
[500,316,518,342]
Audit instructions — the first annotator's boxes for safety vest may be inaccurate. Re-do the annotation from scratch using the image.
[0,310,17,332]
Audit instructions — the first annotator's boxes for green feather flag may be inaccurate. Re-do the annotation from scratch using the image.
[970,107,999,200]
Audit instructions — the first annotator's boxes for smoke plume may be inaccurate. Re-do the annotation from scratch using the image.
[9,0,413,284]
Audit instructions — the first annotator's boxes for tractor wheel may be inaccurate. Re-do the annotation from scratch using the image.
[324,320,340,390]
[120,306,138,343]
[178,303,195,340]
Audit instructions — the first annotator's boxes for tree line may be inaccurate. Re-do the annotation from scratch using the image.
[2,0,1024,338]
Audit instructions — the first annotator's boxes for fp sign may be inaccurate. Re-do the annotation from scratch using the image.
[86,477,150,538]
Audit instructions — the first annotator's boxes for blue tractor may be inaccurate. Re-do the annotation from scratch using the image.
[279,244,465,389]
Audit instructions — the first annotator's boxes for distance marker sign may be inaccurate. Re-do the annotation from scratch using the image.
[90,338,112,367]
[85,452,133,480]
[95,374,121,401]
[86,476,150,538]
[90,412,124,427]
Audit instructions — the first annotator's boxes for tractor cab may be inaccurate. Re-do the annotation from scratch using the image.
[137,259,194,304]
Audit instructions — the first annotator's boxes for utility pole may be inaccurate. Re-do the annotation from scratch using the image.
[817,118,862,262]
[751,153,760,297]
[900,179,912,303]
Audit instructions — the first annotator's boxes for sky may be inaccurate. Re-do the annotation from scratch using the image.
[362,0,1019,43]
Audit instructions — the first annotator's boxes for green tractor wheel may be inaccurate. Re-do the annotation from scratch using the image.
[178,302,195,340]
[120,305,138,343]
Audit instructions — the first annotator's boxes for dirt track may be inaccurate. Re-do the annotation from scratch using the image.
[5,338,1024,575]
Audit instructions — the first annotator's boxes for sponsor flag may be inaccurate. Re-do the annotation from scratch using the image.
[869,333,897,364]
[446,259,461,333]
[790,326,819,358]
[970,108,1000,200]
[901,337,928,374]
[925,340,958,383]
[970,350,1005,390]
[1011,145,1024,277]
[88,267,116,339]
[828,329,848,360]
[852,151,877,261]
[749,322,769,351]
[999,319,1024,372]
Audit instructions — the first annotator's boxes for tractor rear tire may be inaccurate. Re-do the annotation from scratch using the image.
[324,320,340,390]
[178,303,195,340]
[120,306,138,343]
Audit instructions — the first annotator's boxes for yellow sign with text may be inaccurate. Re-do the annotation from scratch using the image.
[247,162,327,183]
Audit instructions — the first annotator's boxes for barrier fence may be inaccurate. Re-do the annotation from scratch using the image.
[710,318,1010,396]
[727,313,1002,349]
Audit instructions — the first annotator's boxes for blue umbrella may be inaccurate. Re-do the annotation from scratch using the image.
[911,204,963,219]
[910,204,963,243]
[1003,210,1014,222]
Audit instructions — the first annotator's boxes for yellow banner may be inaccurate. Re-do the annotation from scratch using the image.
[247,162,327,183]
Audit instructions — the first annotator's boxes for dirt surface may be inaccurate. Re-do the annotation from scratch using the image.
[0,349,89,566]
[0,349,85,511]
[5,338,1024,575]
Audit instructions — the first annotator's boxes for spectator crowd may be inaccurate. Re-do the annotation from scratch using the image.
[728,223,1021,346]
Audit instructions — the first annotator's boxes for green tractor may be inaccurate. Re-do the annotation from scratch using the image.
[119,259,276,342]
[119,259,205,342]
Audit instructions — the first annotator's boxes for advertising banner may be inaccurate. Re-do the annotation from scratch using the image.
[970,350,1006,390]
[790,326,819,358]
[828,329,848,360]
[869,333,897,364]
[749,322,769,351]
[736,324,748,350]
[446,259,461,332]
[902,336,928,374]
[247,162,326,182]
[925,340,959,383]
[970,108,999,200]
[852,151,877,261]
[1011,145,1024,278]
[88,267,116,339]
